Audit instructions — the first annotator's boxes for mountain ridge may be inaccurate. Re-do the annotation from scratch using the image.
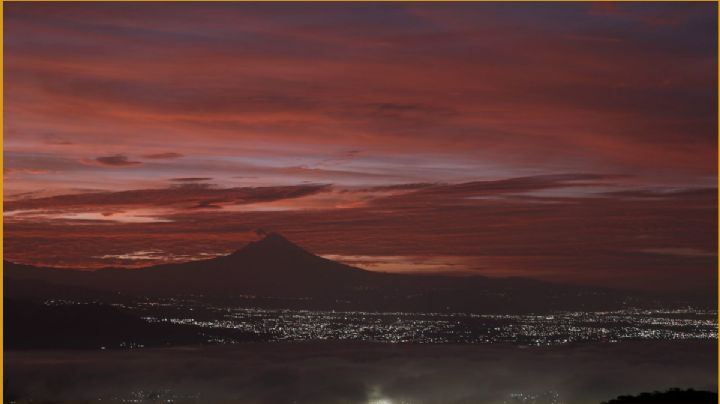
[4,233,710,313]
[3,233,380,297]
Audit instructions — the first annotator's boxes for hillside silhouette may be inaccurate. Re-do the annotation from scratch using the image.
[601,388,718,404]
[5,299,266,350]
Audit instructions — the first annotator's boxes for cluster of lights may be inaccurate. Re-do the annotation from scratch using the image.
[135,300,717,346]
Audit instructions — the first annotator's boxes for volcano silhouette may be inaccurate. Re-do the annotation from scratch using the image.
[4,233,376,297]
[3,233,687,313]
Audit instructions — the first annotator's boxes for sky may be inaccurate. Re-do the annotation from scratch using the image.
[4,2,717,293]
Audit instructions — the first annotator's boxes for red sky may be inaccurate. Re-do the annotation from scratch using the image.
[4,2,717,293]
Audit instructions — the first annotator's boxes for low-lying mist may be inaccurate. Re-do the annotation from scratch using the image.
[5,340,716,403]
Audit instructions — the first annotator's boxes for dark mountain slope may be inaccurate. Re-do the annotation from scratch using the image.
[4,299,203,350]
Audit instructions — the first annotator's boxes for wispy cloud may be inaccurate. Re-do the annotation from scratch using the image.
[143,152,183,159]
[82,154,143,167]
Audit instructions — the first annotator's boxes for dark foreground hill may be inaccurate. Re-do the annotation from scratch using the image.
[5,299,265,350]
[601,388,718,404]
[4,233,709,313]
[5,298,200,350]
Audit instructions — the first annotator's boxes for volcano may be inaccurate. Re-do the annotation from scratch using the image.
[4,233,377,297]
[3,233,692,313]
